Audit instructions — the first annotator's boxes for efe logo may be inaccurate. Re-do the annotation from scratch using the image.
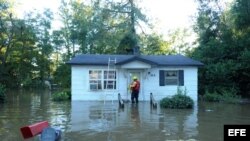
[228,129,246,136]
[224,125,250,141]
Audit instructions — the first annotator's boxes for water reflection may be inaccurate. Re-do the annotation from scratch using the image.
[1,90,250,141]
[68,101,198,141]
[130,104,140,128]
[197,102,250,141]
[0,89,71,141]
[159,108,198,140]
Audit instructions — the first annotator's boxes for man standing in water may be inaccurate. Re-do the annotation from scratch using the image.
[130,76,140,103]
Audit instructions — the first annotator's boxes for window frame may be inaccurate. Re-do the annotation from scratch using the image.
[159,70,184,86]
[89,70,102,90]
[89,69,117,91]
[104,70,117,90]
[164,70,179,85]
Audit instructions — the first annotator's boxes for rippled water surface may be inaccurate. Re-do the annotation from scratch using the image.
[0,90,250,141]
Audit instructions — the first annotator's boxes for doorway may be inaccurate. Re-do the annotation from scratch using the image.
[127,71,143,101]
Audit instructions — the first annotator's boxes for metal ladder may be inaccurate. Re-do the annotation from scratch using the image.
[104,57,116,104]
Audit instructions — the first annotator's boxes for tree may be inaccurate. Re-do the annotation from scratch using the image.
[57,0,149,55]
[30,9,54,83]
[0,0,16,86]
[191,0,250,97]
[140,33,173,55]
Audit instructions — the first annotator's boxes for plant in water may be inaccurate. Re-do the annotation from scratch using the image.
[52,89,71,101]
[203,87,241,103]
[160,87,194,109]
[203,91,221,102]
[0,84,6,103]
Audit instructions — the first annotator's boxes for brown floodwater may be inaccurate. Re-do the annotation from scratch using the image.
[0,90,250,141]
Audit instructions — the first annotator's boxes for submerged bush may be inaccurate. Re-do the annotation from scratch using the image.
[160,87,194,109]
[0,84,6,103]
[203,88,241,103]
[52,89,71,101]
[203,91,221,102]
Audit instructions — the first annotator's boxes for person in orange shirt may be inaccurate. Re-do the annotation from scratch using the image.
[130,76,140,103]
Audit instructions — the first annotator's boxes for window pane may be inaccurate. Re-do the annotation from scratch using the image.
[166,71,177,77]
[89,70,101,79]
[89,79,102,90]
[98,82,102,89]
[104,81,116,89]
[165,79,178,85]
[165,70,178,85]
[90,84,98,90]
[104,70,116,79]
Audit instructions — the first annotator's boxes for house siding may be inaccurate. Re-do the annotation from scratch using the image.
[71,65,198,102]
[71,65,129,101]
[143,67,197,101]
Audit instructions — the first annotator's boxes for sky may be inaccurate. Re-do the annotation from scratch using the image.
[13,0,234,43]
[141,0,198,31]
[15,0,198,35]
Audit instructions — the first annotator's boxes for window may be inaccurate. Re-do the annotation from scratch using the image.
[165,71,178,85]
[89,70,117,90]
[89,70,102,90]
[159,70,184,86]
[104,70,116,89]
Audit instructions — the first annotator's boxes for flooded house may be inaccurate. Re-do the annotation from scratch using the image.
[67,49,203,102]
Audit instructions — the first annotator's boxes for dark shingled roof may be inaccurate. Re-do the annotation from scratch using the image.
[67,54,204,67]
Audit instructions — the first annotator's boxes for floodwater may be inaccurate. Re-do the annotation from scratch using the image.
[0,90,250,141]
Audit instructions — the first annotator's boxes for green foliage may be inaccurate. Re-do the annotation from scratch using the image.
[0,84,6,103]
[203,91,221,102]
[160,87,194,109]
[191,0,250,98]
[231,0,250,29]
[0,1,53,88]
[52,89,71,101]
[53,63,71,88]
[203,88,241,103]
[0,0,198,90]
[117,33,137,54]
[140,33,173,55]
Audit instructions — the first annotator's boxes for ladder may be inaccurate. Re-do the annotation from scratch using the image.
[104,57,116,104]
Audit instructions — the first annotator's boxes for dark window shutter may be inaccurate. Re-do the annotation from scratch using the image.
[159,70,165,86]
[178,70,184,86]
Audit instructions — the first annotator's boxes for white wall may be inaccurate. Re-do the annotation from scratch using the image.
[71,65,128,101]
[143,67,198,101]
[71,65,198,102]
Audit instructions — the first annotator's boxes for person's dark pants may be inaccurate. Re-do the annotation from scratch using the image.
[131,90,139,103]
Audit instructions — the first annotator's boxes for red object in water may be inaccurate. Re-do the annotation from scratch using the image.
[20,121,49,139]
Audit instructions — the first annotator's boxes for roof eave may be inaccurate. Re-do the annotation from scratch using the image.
[157,64,204,67]
[116,56,157,65]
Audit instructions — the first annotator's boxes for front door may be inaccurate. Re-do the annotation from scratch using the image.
[127,71,143,101]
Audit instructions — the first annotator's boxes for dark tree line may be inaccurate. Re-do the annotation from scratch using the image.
[191,0,250,97]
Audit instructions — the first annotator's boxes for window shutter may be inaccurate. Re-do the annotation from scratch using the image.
[178,70,184,86]
[159,70,165,86]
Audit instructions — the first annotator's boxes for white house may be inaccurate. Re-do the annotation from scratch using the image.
[67,54,203,102]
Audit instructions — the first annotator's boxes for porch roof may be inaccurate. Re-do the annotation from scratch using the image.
[66,54,204,67]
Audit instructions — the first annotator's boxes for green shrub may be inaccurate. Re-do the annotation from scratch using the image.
[221,88,241,103]
[203,91,221,102]
[203,88,241,103]
[52,89,71,101]
[0,84,6,103]
[160,87,194,109]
